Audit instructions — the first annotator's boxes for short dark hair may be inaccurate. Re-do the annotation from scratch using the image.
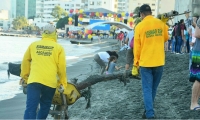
[141,11,152,16]
[180,19,184,23]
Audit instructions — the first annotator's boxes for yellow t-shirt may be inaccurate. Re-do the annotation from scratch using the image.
[134,15,169,67]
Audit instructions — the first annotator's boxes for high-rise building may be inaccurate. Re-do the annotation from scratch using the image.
[35,0,118,27]
[16,0,26,17]
[117,0,129,13]
[10,0,36,19]
[87,0,117,12]
[128,0,157,16]
[28,0,36,18]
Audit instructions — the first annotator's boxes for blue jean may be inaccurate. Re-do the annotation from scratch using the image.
[24,83,56,119]
[176,36,182,53]
[168,39,172,50]
[171,38,176,52]
[140,66,163,118]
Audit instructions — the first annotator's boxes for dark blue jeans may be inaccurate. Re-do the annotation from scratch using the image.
[176,36,182,53]
[24,83,56,119]
[168,39,172,50]
[140,66,163,118]
[171,38,176,52]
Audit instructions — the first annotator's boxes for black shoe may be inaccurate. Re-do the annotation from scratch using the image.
[148,116,156,119]
[142,111,146,119]
[142,111,156,119]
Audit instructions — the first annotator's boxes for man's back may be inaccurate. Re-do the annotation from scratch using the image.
[26,39,66,88]
[134,16,169,67]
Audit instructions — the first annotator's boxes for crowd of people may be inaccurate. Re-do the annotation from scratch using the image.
[165,12,199,56]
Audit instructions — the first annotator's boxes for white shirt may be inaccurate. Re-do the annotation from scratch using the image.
[98,52,110,63]
[126,30,134,49]
[189,25,196,43]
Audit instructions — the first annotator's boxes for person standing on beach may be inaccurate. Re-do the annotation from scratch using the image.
[132,4,169,118]
[189,17,200,110]
[124,30,134,76]
[20,24,68,119]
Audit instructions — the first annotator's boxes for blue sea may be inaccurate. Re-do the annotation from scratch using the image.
[0,36,100,101]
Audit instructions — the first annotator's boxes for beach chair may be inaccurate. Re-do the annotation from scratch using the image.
[21,80,81,119]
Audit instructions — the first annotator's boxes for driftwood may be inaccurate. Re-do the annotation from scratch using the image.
[70,71,140,109]
[75,71,140,91]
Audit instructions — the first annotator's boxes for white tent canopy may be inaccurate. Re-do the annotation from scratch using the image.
[85,21,133,31]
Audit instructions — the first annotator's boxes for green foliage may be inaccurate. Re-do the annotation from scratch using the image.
[12,16,28,30]
[132,7,141,29]
[133,7,140,18]
[56,16,69,29]
[134,17,141,26]
[51,6,68,19]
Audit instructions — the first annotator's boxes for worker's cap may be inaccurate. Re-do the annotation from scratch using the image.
[43,24,56,34]
[139,4,151,12]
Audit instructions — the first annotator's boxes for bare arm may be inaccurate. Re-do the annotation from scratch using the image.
[194,18,200,38]
[125,37,129,44]
[115,66,122,70]
[195,26,200,38]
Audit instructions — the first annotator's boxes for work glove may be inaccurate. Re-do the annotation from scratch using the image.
[161,15,169,24]
[132,66,139,76]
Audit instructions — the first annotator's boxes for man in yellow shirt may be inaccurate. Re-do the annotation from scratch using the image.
[20,24,67,119]
[132,4,169,119]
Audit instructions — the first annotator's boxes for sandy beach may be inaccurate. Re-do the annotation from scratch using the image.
[0,38,200,119]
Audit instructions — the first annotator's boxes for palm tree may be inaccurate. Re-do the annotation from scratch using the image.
[133,7,141,28]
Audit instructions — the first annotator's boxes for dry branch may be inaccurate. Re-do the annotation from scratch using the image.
[75,71,140,91]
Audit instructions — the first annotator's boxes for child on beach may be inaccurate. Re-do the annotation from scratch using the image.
[105,56,122,74]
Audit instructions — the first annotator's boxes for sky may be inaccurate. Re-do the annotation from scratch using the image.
[0,0,10,10]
